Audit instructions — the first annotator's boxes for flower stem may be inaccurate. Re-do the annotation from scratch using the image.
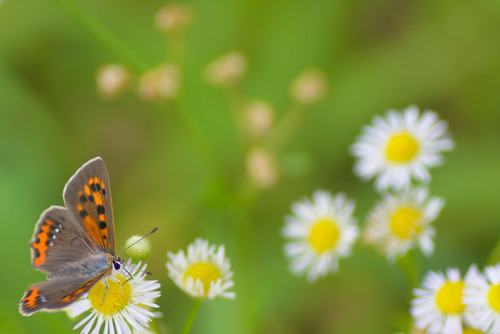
[46,0,149,73]
[487,238,500,265]
[263,103,307,152]
[180,299,202,334]
[397,252,420,288]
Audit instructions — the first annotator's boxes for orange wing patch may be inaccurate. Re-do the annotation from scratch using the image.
[21,286,44,311]
[32,220,56,267]
[75,177,109,249]
[58,273,107,304]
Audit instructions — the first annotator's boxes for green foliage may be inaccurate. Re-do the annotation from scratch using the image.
[1,0,500,333]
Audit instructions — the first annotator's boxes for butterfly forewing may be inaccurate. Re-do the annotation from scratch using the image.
[63,157,115,255]
[30,206,97,273]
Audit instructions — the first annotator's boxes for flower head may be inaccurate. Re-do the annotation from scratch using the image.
[411,267,475,334]
[463,264,500,333]
[350,106,454,191]
[167,238,235,300]
[364,186,444,261]
[68,260,161,334]
[282,190,359,282]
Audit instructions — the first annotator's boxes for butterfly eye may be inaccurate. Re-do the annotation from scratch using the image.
[113,261,121,270]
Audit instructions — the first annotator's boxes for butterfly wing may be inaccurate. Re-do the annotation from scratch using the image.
[63,157,115,255]
[30,206,98,274]
[19,271,109,316]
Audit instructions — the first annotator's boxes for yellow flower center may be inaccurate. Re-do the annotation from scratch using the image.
[308,218,340,253]
[389,206,423,239]
[435,280,465,314]
[463,329,485,334]
[89,274,131,315]
[487,283,500,311]
[184,262,222,295]
[385,132,419,163]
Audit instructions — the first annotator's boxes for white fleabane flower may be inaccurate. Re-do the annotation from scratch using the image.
[350,106,454,191]
[67,260,161,334]
[364,186,444,261]
[464,264,500,333]
[167,238,235,300]
[282,190,359,282]
[411,267,476,334]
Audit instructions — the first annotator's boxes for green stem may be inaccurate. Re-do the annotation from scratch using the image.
[180,299,202,334]
[397,252,419,288]
[263,103,307,152]
[169,100,220,177]
[487,238,500,265]
[46,0,149,73]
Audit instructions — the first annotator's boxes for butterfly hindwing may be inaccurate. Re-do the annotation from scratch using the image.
[63,157,115,255]
[30,206,97,273]
[19,271,109,316]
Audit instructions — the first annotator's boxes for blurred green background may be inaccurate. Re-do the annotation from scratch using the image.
[1,0,500,333]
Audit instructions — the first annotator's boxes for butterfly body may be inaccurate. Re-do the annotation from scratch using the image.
[19,157,118,316]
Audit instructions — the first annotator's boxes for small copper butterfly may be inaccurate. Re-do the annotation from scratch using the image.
[19,157,123,315]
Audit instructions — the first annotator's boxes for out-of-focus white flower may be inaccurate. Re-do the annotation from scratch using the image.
[364,186,444,261]
[350,106,454,191]
[282,190,359,282]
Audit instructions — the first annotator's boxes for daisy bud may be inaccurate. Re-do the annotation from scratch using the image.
[290,68,328,105]
[96,64,129,98]
[125,235,152,261]
[246,147,279,189]
[204,52,247,88]
[155,4,193,32]
[138,63,180,100]
[244,100,275,139]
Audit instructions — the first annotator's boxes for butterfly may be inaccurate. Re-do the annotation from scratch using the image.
[19,157,123,316]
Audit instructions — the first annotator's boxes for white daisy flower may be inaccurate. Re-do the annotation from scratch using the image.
[67,260,161,334]
[166,238,235,300]
[411,267,475,334]
[350,106,454,191]
[463,264,500,333]
[282,190,359,282]
[364,186,444,261]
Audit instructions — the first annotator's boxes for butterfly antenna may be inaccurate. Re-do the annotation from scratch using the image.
[116,227,158,258]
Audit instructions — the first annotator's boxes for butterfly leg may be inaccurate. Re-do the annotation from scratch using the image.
[101,279,109,305]
[122,266,134,284]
